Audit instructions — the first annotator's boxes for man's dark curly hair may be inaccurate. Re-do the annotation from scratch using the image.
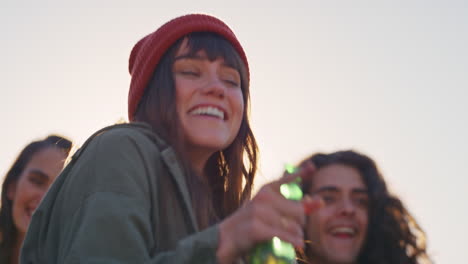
[297,150,431,264]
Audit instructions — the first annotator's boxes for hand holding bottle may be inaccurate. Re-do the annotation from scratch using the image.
[216,162,322,264]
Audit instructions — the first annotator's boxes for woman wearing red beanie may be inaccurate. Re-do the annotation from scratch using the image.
[21,14,321,263]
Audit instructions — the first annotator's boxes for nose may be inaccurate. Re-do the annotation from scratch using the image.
[30,198,41,209]
[201,74,226,99]
[339,198,356,216]
[34,191,46,203]
[32,186,49,203]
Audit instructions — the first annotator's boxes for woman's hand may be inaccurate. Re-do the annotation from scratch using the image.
[216,163,322,264]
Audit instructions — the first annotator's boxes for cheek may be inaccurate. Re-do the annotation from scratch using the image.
[306,213,323,239]
[13,177,44,203]
[13,178,30,201]
[230,91,245,120]
[357,209,369,229]
[308,207,335,233]
[175,88,184,112]
[7,183,17,202]
[10,183,29,221]
[175,80,191,109]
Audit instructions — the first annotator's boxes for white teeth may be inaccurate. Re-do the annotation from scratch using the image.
[190,106,224,119]
[331,227,355,235]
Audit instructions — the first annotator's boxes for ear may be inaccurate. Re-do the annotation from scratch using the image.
[6,181,17,201]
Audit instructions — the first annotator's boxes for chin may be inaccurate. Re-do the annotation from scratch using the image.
[189,135,233,151]
[17,223,29,235]
[327,253,359,264]
[311,247,358,264]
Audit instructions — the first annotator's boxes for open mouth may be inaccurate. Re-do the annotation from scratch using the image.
[25,207,36,218]
[189,106,226,120]
[330,226,357,239]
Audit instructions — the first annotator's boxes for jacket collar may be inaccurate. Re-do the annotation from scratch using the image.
[160,147,199,232]
[136,122,200,232]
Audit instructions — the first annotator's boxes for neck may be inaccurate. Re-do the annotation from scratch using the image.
[187,149,214,178]
[10,233,24,264]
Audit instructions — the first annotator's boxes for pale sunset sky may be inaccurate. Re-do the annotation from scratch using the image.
[1,1,467,262]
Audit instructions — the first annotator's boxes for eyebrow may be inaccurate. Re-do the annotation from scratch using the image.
[174,54,206,61]
[174,54,236,69]
[313,186,368,195]
[27,169,50,180]
[313,186,339,194]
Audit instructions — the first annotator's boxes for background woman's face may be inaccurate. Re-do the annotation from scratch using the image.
[7,147,66,236]
[306,164,369,264]
[173,40,244,165]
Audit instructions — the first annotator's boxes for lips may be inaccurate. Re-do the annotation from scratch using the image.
[329,226,357,238]
[25,206,37,219]
[26,209,33,218]
[188,105,227,120]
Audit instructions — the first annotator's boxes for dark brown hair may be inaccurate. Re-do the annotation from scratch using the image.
[134,32,258,228]
[0,135,72,261]
[297,150,431,264]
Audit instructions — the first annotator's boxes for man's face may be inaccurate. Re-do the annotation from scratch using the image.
[306,164,369,264]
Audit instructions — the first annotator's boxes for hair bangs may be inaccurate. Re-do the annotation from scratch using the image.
[184,32,246,83]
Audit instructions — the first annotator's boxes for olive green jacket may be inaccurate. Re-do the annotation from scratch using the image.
[21,123,220,263]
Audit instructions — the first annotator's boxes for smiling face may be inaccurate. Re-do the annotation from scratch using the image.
[7,147,67,236]
[173,39,244,172]
[306,164,369,264]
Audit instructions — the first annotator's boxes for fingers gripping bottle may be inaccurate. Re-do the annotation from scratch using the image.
[248,164,303,264]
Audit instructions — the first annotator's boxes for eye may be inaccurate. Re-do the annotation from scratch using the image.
[219,65,241,87]
[223,79,239,87]
[321,194,337,205]
[28,175,46,187]
[354,195,369,208]
[173,59,201,78]
[181,70,199,76]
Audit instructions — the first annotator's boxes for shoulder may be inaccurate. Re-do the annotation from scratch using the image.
[76,122,164,160]
[64,122,168,197]
[93,122,158,148]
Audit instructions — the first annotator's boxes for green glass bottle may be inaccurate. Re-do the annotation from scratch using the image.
[247,165,303,264]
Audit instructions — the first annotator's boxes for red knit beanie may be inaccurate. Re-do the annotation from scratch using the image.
[128,14,249,121]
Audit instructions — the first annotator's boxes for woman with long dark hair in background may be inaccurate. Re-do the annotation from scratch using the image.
[0,135,72,264]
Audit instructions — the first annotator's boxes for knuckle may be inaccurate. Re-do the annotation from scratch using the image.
[249,219,265,239]
[248,203,263,221]
[254,189,271,202]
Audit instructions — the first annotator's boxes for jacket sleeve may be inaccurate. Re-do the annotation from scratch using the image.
[55,129,220,264]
